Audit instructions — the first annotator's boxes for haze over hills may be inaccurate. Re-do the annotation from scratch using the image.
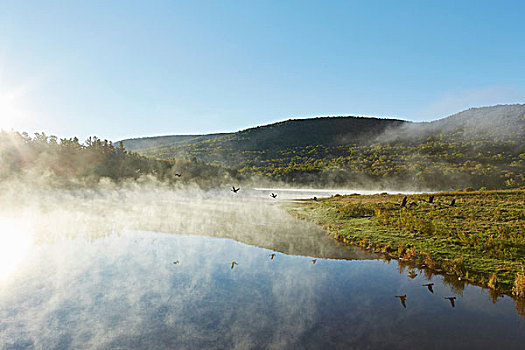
[428,104,524,138]
[121,104,524,152]
[119,104,524,190]
[377,104,525,143]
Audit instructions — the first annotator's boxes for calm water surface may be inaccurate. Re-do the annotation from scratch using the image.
[1,229,524,349]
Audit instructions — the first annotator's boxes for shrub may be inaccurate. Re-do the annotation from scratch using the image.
[488,273,499,289]
[513,272,525,298]
[444,255,467,276]
[424,253,437,269]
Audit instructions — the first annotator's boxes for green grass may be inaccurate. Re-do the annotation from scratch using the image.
[287,189,525,297]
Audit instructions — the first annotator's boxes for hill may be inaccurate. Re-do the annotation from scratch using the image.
[121,116,407,153]
[119,104,525,190]
[377,104,525,144]
[121,133,228,153]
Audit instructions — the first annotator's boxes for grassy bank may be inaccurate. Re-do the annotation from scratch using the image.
[287,189,525,298]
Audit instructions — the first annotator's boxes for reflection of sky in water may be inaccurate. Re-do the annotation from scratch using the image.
[1,232,524,349]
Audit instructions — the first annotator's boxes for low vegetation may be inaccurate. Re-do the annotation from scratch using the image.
[288,189,525,297]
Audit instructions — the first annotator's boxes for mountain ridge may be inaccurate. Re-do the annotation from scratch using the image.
[116,104,524,190]
[119,104,524,153]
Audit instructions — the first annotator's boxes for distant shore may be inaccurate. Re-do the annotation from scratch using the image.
[286,189,525,298]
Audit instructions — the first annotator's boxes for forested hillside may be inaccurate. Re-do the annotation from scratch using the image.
[121,133,228,152]
[0,131,243,187]
[119,105,525,190]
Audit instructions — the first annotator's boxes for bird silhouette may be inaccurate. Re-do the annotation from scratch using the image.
[444,296,456,308]
[312,259,317,264]
[270,193,277,198]
[231,186,240,193]
[428,195,435,204]
[231,261,238,270]
[422,283,434,293]
[174,173,181,177]
[269,253,276,260]
[401,196,408,208]
[173,260,180,265]
[395,294,407,308]
[450,198,456,207]
[313,196,317,201]
[408,271,418,279]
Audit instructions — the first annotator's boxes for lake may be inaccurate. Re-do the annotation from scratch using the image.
[0,190,524,349]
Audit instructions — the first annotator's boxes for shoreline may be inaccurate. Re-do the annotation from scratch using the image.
[285,189,525,300]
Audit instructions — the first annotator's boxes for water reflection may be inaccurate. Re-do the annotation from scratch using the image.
[1,231,524,349]
[0,217,33,281]
[1,189,375,261]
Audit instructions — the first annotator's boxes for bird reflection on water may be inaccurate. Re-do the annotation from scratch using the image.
[1,186,524,349]
[395,294,407,308]
[444,296,457,308]
[2,230,525,349]
[422,283,434,293]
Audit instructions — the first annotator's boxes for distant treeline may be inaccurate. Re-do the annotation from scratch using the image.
[3,103,524,190]
[0,131,243,186]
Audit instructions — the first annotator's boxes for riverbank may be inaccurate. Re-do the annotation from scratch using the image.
[286,189,525,298]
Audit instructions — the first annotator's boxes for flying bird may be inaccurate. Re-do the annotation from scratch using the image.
[401,196,408,208]
[173,260,180,265]
[395,294,407,308]
[174,173,182,177]
[408,271,418,279]
[231,261,238,270]
[270,193,277,198]
[312,259,317,264]
[269,253,276,260]
[231,186,240,193]
[422,283,434,293]
[444,296,456,308]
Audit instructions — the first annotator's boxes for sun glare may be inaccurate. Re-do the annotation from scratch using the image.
[0,69,37,130]
[0,217,34,282]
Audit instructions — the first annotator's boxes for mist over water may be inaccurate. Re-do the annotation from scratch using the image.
[2,231,524,349]
[0,182,524,349]
[0,180,377,259]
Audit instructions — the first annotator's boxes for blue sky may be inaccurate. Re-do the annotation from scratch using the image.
[0,1,524,141]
